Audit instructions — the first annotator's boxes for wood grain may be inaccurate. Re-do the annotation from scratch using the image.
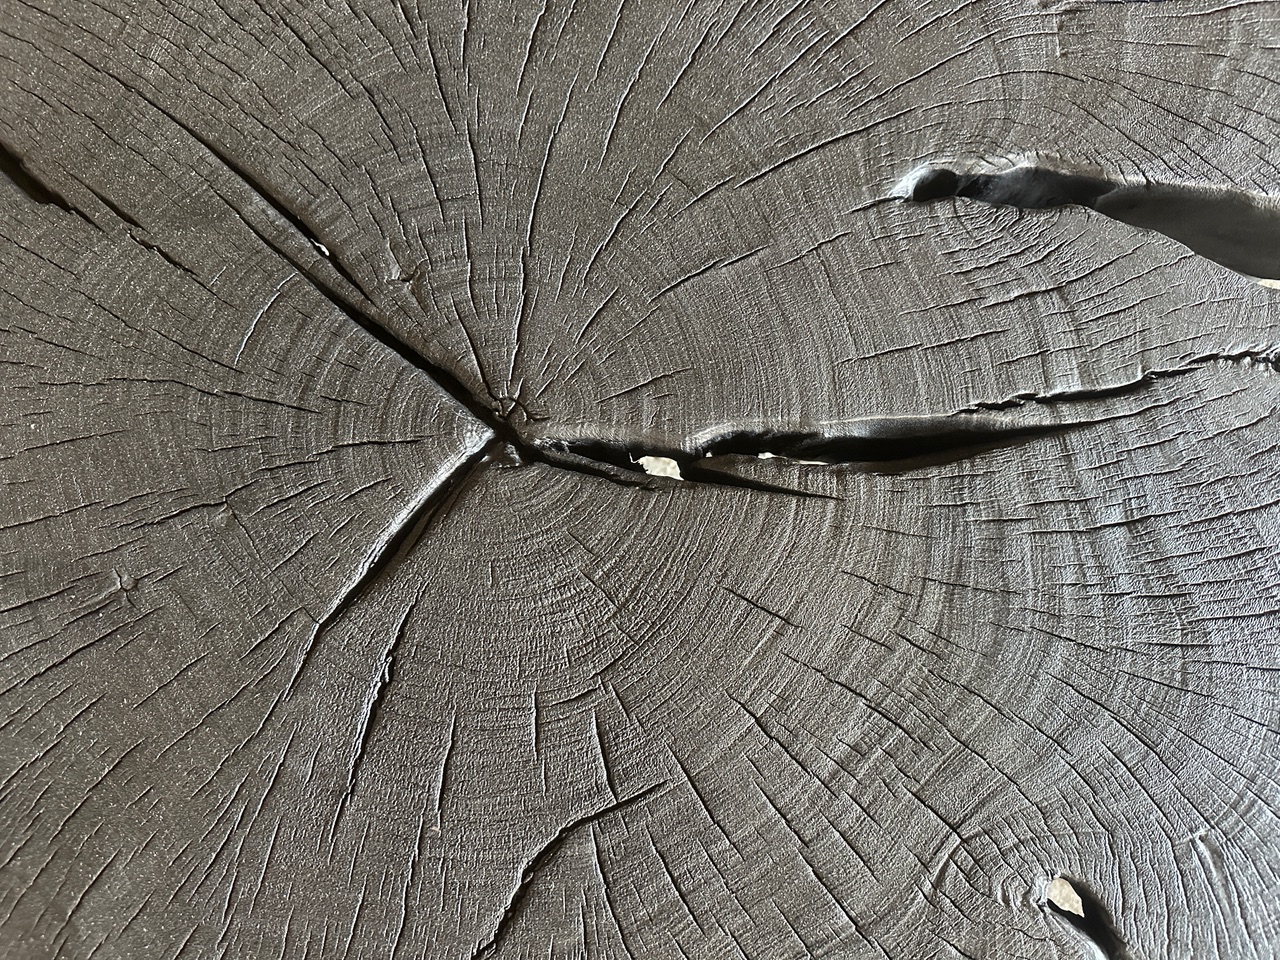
[2,1,1278,958]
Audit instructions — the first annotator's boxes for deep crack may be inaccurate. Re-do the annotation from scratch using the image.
[901,156,1280,282]
[1045,874,1129,960]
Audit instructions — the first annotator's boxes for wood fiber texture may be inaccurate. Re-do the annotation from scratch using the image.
[2,1,1278,958]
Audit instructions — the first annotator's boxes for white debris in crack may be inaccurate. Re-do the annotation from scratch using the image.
[757,452,827,466]
[636,455,683,479]
[1046,876,1086,917]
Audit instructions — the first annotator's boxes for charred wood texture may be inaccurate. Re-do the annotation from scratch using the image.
[2,2,1278,958]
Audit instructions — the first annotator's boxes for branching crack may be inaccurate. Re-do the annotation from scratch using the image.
[470,782,666,960]
[960,361,1201,411]
[36,90,1276,511]
[533,349,1277,494]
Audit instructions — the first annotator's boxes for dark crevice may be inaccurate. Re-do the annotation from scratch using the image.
[517,443,656,490]
[127,88,517,441]
[168,115,370,296]
[0,131,199,283]
[471,782,666,960]
[532,347,1280,490]
[284,440,497,700]
[0,138,80,215]
[1191,347,1280,372]
[538,415,1086,485]
[81,183,145,230]
[130,235,198,277]
[1044,875,1129,960]
[903,158,1280,281]
[2,135,197,277]
[680,460,842,500]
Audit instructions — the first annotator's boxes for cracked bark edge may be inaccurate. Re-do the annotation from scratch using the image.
[470,781,668,960]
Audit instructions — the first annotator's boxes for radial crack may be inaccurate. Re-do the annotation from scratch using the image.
[284,440,498,699]
[122,86,511,436]
[0,138,84,216]
[331,601,416,834]
[1044,874,1130,960]
[536,412,1087,488]
[471,782,666,960]
[534,346,1278,494]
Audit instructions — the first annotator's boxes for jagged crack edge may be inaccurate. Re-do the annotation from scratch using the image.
[0,137,88,218]
[1044,874,1129,960]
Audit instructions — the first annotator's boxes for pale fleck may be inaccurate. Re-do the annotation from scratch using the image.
[1047,876,1085,917]
[637,455,682,479]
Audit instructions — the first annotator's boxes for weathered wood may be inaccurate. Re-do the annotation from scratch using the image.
[2,1,1278,958]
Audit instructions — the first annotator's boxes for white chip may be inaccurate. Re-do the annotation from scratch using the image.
[637,455,683,479]
[1047,876,1085,917]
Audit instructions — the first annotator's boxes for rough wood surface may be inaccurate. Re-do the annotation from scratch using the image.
[2,2,1278,958]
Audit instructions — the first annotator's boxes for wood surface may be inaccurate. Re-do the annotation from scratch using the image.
[2,1,1279,958]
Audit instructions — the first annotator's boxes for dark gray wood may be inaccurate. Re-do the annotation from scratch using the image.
[2,2,1278,958]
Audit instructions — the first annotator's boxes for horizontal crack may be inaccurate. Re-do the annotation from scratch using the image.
[899,156,1280,282]
[536,414,1085,489]
[532,349,1278,492]
[961,352,1277,412]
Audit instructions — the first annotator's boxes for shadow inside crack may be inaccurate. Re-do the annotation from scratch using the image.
[0,138,76,211]
[1045,874,1130,960]
[539,414,1087,493]
[902,158,1280,283]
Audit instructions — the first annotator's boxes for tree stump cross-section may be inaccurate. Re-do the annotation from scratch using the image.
[2,2,1279,958]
